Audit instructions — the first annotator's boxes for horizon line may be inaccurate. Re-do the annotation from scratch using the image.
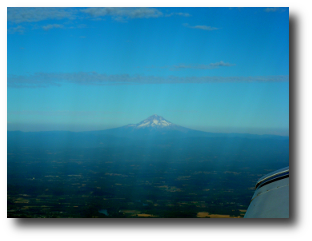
[6,127,289,137]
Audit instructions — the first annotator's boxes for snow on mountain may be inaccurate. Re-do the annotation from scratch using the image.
[100,114,200,138]
[129,114,175,129]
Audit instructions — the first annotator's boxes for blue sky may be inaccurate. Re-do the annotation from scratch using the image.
[7,7,289,135]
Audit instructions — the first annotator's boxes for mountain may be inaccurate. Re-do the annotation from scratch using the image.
[97,114,288,140]
[7,114,289,150]
[97,114,205,139]
[128,114,177,129]
[122,114,190,132]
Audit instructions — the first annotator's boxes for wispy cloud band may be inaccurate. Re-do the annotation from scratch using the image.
[166,12,191,17]
[171,61,235,70]
[8,7,190,24]
[8,110,123,116]
[81,7,163,20]
[7,7,77,23]
[139,61,235,71]
[8,25,25,34]
[264,7,288,13]
[8,72,289,88]
[42,24,64,30]
[183,23,219,31]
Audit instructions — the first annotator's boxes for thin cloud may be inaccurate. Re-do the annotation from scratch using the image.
[81,7,191,21]
[264,8,278,12]
[81,7,163,20]
[7,7,77,23]
[7,7,190,23]
[210,61,235,67]
[264,7,288,13]
[170,61,235,70]
[8,25,25,34]
[7,72,289,88]
[166,12,191,17]
[42,24,64,31]
[8,110,123,116]
[142,61,235,71]
[183,23,219,31]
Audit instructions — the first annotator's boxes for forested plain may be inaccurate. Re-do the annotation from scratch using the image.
[7,131,289,218]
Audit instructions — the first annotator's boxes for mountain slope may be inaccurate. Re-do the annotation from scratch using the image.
[98,114,206,139]
[97,114,288,140]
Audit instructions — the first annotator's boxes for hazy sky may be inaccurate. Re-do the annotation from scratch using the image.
[7,7,289,135]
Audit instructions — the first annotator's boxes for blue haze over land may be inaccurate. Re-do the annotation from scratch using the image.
[7,7,289,136]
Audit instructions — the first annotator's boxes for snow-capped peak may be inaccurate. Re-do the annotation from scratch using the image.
[135,114,174,128]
